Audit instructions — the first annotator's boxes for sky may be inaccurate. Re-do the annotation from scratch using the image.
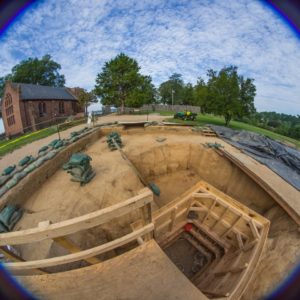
[0,0,300,115]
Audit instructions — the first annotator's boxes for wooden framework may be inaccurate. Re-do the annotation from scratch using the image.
[132,181,269,299]
[0,188,153,275]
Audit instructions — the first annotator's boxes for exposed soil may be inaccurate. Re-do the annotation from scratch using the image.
[6,126,300,299]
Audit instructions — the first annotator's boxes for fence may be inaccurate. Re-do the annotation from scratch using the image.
[116,104,201,114]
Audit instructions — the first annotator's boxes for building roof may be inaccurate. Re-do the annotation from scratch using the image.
[11,83,77,101]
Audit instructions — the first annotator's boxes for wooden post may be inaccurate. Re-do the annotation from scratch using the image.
[168,207,177,232]
[139,202,153,241]
[249,219,260,239]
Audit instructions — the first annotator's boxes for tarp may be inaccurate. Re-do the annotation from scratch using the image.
[210,125,300,191]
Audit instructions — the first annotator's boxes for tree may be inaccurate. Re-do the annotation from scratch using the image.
[72,88,98,116]
[182,83,194,105]
[194,78,208,112]
[206,66,256,126]
[0,54,65,96]
[158,73,184,105]
[94,53,154,112]
[238,76,256,117]
[126,75,157,107]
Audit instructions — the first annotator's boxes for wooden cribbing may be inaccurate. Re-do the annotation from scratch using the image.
[5,223,154,271]
[0,188,153,246]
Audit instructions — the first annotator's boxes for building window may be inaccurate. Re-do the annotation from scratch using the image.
[59,101,65,114]
[38,102,47,117]
[7,115,15,127]
[5,93,15,126]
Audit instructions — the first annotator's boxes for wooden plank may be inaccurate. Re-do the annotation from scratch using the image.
[213,263,249,276]
[53,237,102,264]
[0,246,24,262]
[221,215,242,238]
[5,224,154,271]
[218,149,300,226]
[193,191,262,229]
[211,206,229,230]
[0,246,47,275]
[202,199,216,224]
[249,219,260,239]
[0,189,153,246]
[139,203,153,241]
[235,232,244,250]
[168,207,178,232]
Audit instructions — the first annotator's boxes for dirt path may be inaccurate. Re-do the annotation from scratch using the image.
[0,114,165,171]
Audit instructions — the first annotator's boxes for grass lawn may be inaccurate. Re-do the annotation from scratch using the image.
[0,118,86,157]
[156,112,300,148]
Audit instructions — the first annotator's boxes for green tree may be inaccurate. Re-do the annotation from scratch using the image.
[158,73,184,105]
[182,83,194,105]
[126,75,157,107]
[238,76,256,117]
[207,66,256,126]
[94,53,154,112]
[0,54,65,96]
[72,88,98,116]
[194,78,208,112]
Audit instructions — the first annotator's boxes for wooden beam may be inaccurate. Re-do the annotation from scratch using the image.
[249,219,260,239]
[201,290,230,298]
[211,206,229,230]
[213,263,249,276]
[0,189,153,246]
[168,207,177,232]
[139,202,153,241]
[189,206,206,213]
[5,223,154,271]
[53,237,102,264]
[235,232,244,250]
[221,215,242,238]
[202,199,216,224]
[0,246,24,262]
[0,246,47,274]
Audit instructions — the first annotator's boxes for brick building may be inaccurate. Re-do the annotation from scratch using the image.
[1,82,84,137]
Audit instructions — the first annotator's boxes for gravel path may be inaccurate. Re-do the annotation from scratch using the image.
[0,114,165,170]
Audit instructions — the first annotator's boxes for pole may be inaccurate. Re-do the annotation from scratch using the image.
[56,124,61,140]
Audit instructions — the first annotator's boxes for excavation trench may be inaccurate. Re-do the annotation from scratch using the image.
[2,129,300,299]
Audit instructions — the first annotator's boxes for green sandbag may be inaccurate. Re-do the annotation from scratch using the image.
[2,165,16,176]
[0,186,8,197]
[18,155,34,167]
[44,151,57,160]
[0,176,9,186]
[38,145,49,153]
[0,205,23,233]
[5,177,19,189]
[24,163,37,174]
[70,131,79,137]
[149,182,161,196]
[48,139,60,147]
[53,140,64,149]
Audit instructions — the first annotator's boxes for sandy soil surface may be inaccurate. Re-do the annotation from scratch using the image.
[0,114,165,171]
[5,126,300,298]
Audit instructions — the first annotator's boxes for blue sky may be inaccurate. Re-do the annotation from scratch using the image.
[0,0,300,115]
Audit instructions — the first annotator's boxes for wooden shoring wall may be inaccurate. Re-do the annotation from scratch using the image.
[0,188,153,275]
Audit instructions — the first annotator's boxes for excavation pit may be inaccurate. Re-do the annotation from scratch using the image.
[0,125,299,300]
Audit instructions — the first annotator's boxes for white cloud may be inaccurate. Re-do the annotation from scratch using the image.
[0,0,299,114]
